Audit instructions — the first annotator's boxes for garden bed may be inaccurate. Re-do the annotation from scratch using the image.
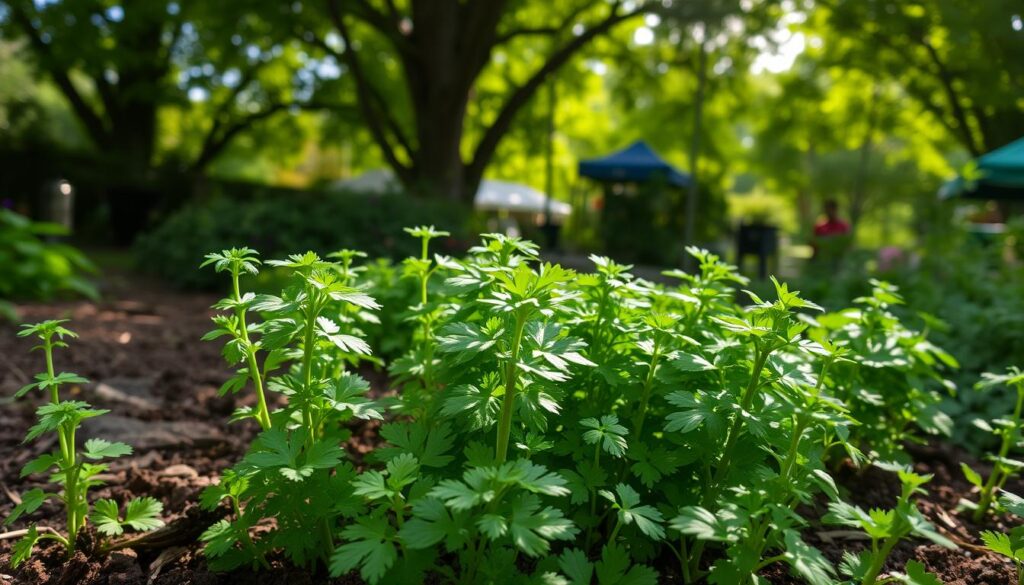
[1,258,1021,584]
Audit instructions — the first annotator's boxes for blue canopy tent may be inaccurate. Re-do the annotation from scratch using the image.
[940,136,1024,200]
[578,141,692,187]
[576,141,695,265]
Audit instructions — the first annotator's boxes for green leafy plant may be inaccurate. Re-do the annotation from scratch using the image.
[979,491,1024,585]
[199,249,382,570]
[5,320,163,567]
[824,463,953,584]
[809,280,958,462]
[192,234,967,584]
[962,368,1024,522]
[0,209,97,311]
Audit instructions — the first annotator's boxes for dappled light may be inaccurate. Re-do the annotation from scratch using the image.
[1,1,1024,584]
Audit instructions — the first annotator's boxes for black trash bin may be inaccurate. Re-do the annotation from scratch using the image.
[736,222,778,279]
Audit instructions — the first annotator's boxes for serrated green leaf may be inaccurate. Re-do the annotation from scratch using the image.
[83,438,133,460]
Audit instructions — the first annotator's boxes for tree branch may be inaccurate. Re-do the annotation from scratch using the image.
[494,26,561,45]
[8,1,111,148]
[495,1,593,45]
[327,0,414,183]
[466,5,643,195]
[191,101,356,173]
[919,38,981,156]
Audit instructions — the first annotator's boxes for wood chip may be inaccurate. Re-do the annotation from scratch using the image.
[937,508,958,530]
[1,483,21,506]
[158,464,199,479]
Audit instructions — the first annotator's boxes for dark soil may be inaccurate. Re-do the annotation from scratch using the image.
[0,273,1020,584]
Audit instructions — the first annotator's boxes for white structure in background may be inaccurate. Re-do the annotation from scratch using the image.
[331,170,570,236]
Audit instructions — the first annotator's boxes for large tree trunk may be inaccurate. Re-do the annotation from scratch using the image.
[330,0,638,207]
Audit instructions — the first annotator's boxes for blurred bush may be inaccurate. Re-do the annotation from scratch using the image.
[134,190,468,289]
[0,209,98,316]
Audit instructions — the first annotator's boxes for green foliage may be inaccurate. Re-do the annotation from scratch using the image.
[0,209,97,308]
[824,463,952,585]
[134,192,466,289]
[962,368,1024,522]
[5,320,162,567]
[199,247,382,570]
[980,492,1024,585]
[193,234,973,583]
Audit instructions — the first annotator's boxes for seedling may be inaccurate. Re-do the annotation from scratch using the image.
[6,320,163,567]
[824,463,953,584]
[962,367,1024,522]
[980,491,1024,585]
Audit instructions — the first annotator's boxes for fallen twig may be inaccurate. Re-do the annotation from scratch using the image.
[0,526,61,541]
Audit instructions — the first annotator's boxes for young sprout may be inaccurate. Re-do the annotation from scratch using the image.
[202,248,272,430]
[964,367,1024,522]
[6,320,162,566]
[824,463,953,585]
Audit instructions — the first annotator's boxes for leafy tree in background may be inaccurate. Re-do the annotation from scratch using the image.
[820,0,1024,155]
[0,1,335,178]
[296,0,653,202]
[0,0,353,241]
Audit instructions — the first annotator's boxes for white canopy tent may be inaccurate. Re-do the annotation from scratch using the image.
[331,170,571,220]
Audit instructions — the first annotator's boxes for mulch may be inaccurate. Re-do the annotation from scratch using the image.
[0,275,1019,584]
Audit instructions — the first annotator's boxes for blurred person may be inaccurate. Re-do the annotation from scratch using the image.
[813,199,851,239]
[811,199,851,259]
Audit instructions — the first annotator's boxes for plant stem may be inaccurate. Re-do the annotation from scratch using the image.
[233,271,271,430]
[861,536,898,585]
[705,346,768,501]
[632,340,662,438]
[495,313,528,463]
[44,339,79,557]
[608,517,623,543]
[689,345,768,575]
[975,385,1024,522]
[232,497,269,569]
[301,289,320,449]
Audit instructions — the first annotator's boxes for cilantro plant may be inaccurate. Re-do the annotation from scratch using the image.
[980,491,1024,585]
[823,463,953,584]
[5,320,163,567]
[388,226,452,409]
[810,281,958,462]
[195,236,969,584]
[199,250,382,569]
[962,367,1024,522]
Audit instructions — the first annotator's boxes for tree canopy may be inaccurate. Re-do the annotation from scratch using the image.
[0,0,1021,246]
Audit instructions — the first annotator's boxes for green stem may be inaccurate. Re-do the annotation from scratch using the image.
[232,497,269,569]
[495,313,528,463]
[704,346,768,504]
[609,517,623,543]
[689,345,769,576]
[44,339,79,557]
[301,290,320,449]
[975,386,1024,522]
[632,341,662,438]
[861,536,899,585]
[233,272,271,430]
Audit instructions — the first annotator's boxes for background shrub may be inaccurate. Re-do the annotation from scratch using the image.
[134,190,468,290]
[0,209,97,316]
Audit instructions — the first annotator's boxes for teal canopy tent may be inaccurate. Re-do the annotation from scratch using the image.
[940,136,1024,200]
